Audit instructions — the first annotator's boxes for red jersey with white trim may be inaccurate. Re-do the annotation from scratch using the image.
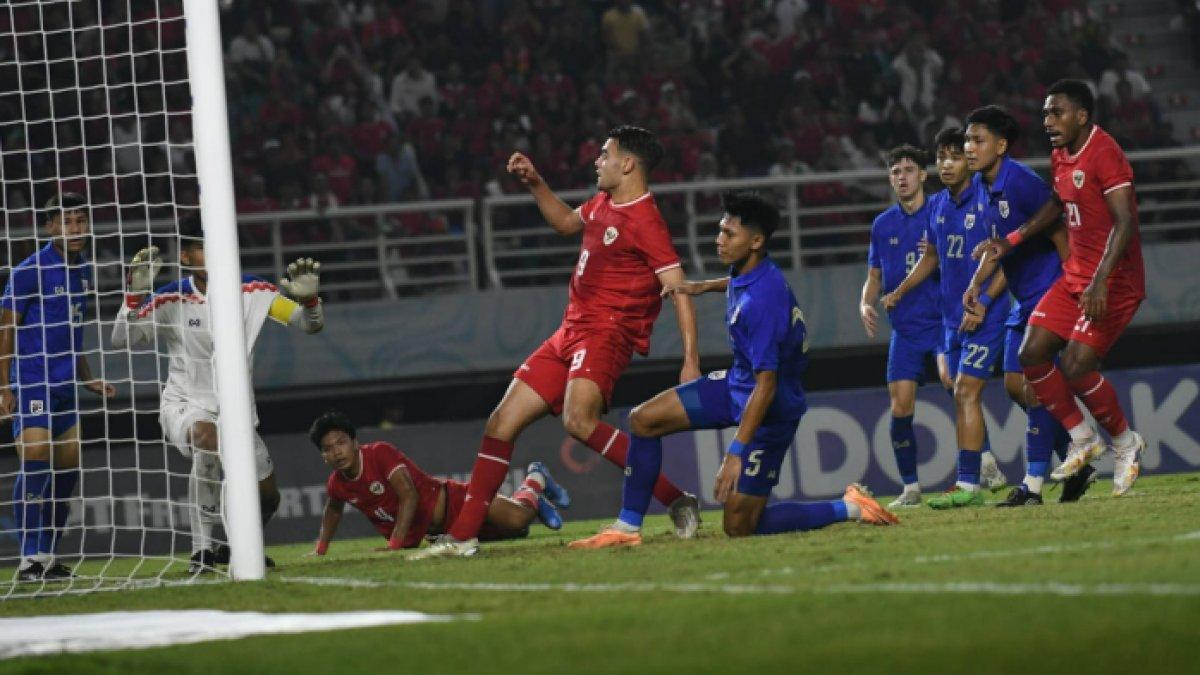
[1051,125,1145,297]
[326,441,445,548]
[568,191,680,354]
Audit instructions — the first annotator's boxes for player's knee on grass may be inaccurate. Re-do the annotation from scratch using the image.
[722,494,766,538]
[486,496,536,533]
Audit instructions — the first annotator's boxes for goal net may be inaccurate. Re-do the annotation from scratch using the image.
[1,0,260,598]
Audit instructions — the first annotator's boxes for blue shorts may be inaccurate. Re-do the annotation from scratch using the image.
[1004,325,1026,373]
[11,383,79,437]
[887,325,942,384]
[676,372,800,497]
[943,318,1006,381]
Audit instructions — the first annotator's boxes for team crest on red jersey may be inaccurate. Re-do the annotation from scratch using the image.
[1072,170,1085,189]
[368,481,385,495]
[603,226,619,246]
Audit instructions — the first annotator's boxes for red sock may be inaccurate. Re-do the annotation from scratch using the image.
[584,422,684,506]
[1022,362,1086,431]
[512,475,544,511]
[448,436,514,541]
[1068,372,1129,437]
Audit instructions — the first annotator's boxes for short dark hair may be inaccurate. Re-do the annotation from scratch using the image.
[1046,79,1095,120]
[309,409,357,449]
[933,127,965,153]
[887,144,927,169]
[964,105,1021,145]
[608,125,664,174]
[42,192,87,223]
[178,211,204,250]
[722,190,780,240]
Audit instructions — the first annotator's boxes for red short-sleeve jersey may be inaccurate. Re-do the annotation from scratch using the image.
[326,441,444,548]
[566,191,681,355]
[1051,125,1145,297]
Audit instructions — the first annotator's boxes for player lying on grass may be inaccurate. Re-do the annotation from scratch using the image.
[570,192,897,549]
[113,213,324,573]
[307,410,569,554]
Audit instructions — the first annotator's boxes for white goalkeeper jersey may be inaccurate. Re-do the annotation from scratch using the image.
[112,275,289,417]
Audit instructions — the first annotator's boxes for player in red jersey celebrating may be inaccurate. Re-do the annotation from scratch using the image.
[411,126,701,559]
[308,411,569,555]
[976,80,1145,496]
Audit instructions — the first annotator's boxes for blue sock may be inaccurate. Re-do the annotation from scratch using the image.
[755,500,849,535]
[1026,406,1056,479]
[40,468,80,554]
[890,415,918,485]
[617,434,661,529]
[957,449,982,487]
[13,460,52,559]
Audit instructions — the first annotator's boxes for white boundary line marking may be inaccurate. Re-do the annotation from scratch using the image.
[279,577,1200,598]
[820,582,1200,597]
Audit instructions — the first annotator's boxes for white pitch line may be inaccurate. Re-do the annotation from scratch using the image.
[279,576,1200,598]
[279,577,795,595]
[819,582,1200,597]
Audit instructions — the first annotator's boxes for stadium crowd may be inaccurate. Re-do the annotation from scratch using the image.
[215,0,1182,236]
[0,0,1192,285]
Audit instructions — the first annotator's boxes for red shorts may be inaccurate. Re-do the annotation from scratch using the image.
[1028,276,1142,357]
[513,324,634,415]
[436,479,470,536]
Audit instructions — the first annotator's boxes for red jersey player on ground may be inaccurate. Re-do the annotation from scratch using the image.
[977,79,1146,496]
[307,410,569,554]
[411,125,701,560]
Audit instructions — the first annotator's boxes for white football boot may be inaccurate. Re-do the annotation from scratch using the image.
[1111,431,1145,496]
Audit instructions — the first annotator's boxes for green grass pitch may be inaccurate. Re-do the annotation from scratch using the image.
[2,473,1199,674]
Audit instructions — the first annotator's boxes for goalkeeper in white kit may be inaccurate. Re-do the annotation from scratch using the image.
[111,213,325,573]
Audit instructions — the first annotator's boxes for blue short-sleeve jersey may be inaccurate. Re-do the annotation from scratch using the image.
[975,158,1062,325]
[725,257,808,422]
[868,199,941,335]
[927,184,1012,329]
[1,243,91,387]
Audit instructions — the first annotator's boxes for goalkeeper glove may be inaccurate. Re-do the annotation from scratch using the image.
[279,257,321,305]
[126,245,163,295]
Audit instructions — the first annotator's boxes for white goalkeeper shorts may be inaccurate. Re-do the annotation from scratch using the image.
[160,402,274,481]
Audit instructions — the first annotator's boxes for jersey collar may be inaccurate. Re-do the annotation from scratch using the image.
[729,255,775,289]
[1065,125,1099,162]
[985,156,1014,198]
[39,242,87,266]
[948,180,977,208]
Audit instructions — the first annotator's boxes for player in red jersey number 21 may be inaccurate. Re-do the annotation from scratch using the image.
[977,80,1146,496]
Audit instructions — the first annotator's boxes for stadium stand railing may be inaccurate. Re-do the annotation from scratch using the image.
[4,148,1195,301]
[482,145,1200,288]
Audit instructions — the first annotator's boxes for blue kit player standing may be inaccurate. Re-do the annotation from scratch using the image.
[570,191,897,549]
[883,129,1011,509]
[860,145,1003,506]
[1,193,116,581]
[961,106,1079,506]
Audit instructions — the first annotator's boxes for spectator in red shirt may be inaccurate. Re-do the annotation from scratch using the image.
[310,138,359,204]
